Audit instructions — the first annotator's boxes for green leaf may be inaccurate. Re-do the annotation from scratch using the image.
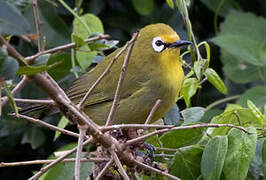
[71,34,86,48]
[248,140,263,180]
[201,136,228,180]
[0,55,19,80]
[47,53,72,81]
[200,109,223,123]
[247,100,264,127]
[170,145,203,180]
[2,81,18,116]
[164,104,180,125]
[72,13,104,39]
[0,1,31,35]
[54,116,69,141]
[34,54,51,66]
[16,62,59,75]
[205,68,227,94]
[184,0,191,6]
[237,86,266,110]
[209,107,261,136]
[132,0,154,16]
[76,46,97,71]
[193,61,202,80]
[212,11,266,66]
[39,143,93,180]
[181,107,205,125]
[223,127,257,180]
[262,139,266,179]
[160,127,203,149]
[180,78,198,107]
[221,50,266,84]
[166,0,174,9]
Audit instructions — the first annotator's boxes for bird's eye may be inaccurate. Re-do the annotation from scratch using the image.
[155,40,163,46]
[152,37,165,52]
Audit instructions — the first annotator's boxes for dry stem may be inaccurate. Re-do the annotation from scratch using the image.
[145,99,162,124]
[0,158,109,167]
[1,75,28,106]
[77,34,136,110]
[110,149,130,180]
[133,159,181,180]
[29,138,93,180]
[32,0,42,51]
[74,125,88,180]
[105,31,139,126]
[101,124,174,132]
[13,98,54,105]
[125,123,250,146]
[25,35,110,63]
[9,113,80,138]
[94,158,114,180]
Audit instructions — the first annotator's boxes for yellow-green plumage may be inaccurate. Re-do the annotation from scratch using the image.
[66,23,186,125]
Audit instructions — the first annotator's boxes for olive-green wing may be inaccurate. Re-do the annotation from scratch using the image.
[66,48,139,107]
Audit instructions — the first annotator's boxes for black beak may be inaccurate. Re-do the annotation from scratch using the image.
[166,40,192,48]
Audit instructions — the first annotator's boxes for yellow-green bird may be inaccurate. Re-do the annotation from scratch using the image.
[66,23,191,125]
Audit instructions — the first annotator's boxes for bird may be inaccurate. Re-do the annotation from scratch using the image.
[65,23,191,125]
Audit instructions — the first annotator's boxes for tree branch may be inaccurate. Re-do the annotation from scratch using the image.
[145,99,161,124]
[24,35,110,63]
[74,125,88,180]
[125,123,250,146]
[94,158,114,180]
[77,34,135,110]
[29,138,93,180]
[9,113,80,138]
[0,158,109,167]
[105,31,139,126]
[133,159,181,180]
[0,35,25,66]
[101,124,174,132]
[1,75,28,106]
[13,98,55,105]
[110,149,130,180]
[32,0,42,51]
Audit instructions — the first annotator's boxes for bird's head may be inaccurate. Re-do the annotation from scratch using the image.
[135,23,191,61]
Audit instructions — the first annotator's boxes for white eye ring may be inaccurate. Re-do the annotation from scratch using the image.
[152,37,165,52]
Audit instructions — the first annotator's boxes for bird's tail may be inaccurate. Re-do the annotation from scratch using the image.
[18,102,57,117]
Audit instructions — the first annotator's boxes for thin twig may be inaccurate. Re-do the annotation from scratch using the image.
[74,125,88,180]
[77,35,135,109]
[13,98,55,105]
[155,147,179,152]
[233,111,242,125]
[125,123,250,146]
[101,124,174,132]
[105,31,139,126]
[0,158,109,167]
[28,138,93,180]
[154,154,175,158]
[32,0,42,51]
[9,113,80,138]
[0,35,25,65]
[145,99,162,124]
[94,158,114,180]
[109,149,130,180]
[1,76,28,106]
[133,159,181,180]
[24,35,110,63]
